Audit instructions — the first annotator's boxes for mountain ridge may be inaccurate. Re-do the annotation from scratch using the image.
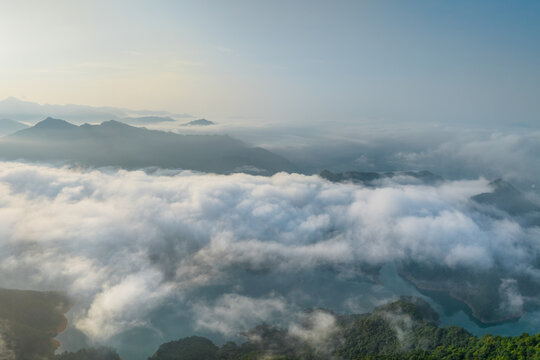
[1,118,297,175]
[0,97,194,124]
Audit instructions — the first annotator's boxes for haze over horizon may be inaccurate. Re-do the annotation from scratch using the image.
[1,0,539,127]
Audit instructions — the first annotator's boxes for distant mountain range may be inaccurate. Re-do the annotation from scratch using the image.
[0,117,297,174]
[0,97,194,124]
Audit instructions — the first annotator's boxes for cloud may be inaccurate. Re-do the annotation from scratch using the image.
[380,311,415,350]
[77,271,174,341]
[498,279,525,317]
[0,161,537,344]
[193,294,288,336]
[393,130,540,185]
[0,321,15,360]
[288,310,339,353]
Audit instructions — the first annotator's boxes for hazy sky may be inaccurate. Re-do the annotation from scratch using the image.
[1,0,539,125]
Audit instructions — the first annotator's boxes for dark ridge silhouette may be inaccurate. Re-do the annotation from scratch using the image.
[0,118,297,175]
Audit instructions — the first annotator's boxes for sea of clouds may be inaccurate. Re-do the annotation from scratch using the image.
[0,161,538,357]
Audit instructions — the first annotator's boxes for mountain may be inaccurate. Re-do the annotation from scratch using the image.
[181,119,216,126]
[0,97,124,124]
[320,169,444,185]
[0,118,297,174]
[0,97,193,124]
[30,117,79,131]
[0,118,28,135]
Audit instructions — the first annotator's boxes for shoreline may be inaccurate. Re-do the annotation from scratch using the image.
[399,271,523,326]
[52,304,71,351]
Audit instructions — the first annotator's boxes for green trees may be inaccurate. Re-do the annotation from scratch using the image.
[147,299,540,360]
[4,292,540,360]
[55,347,121,360]
[149,336,219,360]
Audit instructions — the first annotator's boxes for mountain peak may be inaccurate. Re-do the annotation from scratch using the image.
[34,117,77,129]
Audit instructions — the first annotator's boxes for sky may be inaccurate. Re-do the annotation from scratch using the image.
[0,0,539,126]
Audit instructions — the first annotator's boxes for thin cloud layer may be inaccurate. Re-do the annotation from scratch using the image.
[193,294,288,336]
[0,162,537,344]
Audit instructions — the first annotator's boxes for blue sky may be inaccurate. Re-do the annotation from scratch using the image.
[1,0,538,126]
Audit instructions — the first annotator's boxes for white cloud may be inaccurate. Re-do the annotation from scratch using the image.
[288,310,339,352]
[394,130,540,184]
[0,321,15,360]
[193,294,288,336]
[498,279,525,317]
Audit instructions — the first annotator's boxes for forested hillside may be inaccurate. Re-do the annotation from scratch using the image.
[147,297,540,360]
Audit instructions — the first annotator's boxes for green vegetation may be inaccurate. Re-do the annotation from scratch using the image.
[55,347,121,360]
[149,337,219,360]
[148,297,540,360]
[3,288,540,360]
